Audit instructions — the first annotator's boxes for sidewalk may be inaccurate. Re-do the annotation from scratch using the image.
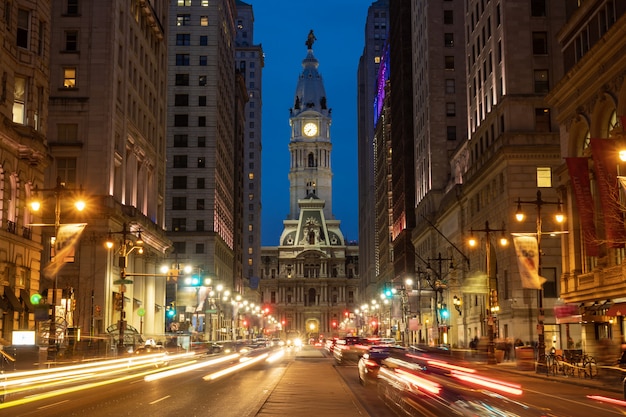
[253,347,368,417]
[483,359,624,395]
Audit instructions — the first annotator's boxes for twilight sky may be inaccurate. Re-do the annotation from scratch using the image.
[249,1,371,245]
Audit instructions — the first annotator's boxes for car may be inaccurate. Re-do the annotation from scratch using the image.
[133,345,169,367]
[358,345,406,385]
[333,336,368,365]
[271,338,285,347]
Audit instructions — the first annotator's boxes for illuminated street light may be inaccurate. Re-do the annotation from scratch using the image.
[29,177,86,361]
[515,189,565,371]
[105,223,144,352]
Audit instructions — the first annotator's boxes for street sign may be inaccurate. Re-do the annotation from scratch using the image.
[114,279,133,285]
[206,309,217,313]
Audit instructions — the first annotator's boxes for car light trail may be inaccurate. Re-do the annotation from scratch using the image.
[587,395,626,407]
[203,353,269,381]
[450,370,523,396]
[394,368,442,395]
[425,359,477,373]
[265,349,285,363]
[144,353,240,381]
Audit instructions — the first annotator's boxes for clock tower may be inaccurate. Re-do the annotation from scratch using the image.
[259,31,359,339]
[288,30,333,219]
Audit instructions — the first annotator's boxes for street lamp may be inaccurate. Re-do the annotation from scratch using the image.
[29,177,86,361]
[426,253,454,346]
[467,221,508,364]
[515,189,565,370]
[105,223,144,352]
[453,295,462,315]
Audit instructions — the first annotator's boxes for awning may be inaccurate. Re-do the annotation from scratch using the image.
[3,287,23,312]
[607,303,626,317]
[20,288,35,310]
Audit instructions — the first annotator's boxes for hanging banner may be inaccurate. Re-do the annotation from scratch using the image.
[565,157,600,256]
[590,138,626,248]
[43,223,86,279]
[513,235,546,290]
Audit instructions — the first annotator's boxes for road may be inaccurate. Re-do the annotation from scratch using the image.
[3,346,626,417]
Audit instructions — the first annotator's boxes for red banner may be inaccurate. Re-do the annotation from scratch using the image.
[590,138,626,248]
[565,157,600,256]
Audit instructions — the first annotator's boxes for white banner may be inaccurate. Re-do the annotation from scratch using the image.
[513,235,546,290]
[43,223,86,279]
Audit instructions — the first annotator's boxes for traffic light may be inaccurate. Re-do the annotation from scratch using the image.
[331,320,337,328]
[242,319,248,327]
[183,274,212,287]
[30,293,42,306]
[166,305,176,318]
[440,304,449,319]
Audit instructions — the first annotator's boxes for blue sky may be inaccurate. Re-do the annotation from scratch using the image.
[249,1,371,245]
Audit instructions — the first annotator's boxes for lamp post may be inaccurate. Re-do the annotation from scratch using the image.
[468,221,508,364]
[105,223,144,353]
[426,253,454,346]
[515,190,565,370]
[29,177,86,361]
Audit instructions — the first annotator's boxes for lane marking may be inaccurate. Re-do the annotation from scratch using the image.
[149,395,171,405]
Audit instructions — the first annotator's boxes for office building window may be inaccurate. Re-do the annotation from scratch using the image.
[17,9,29,48]
[535,108,551,132]
[199,56,207,66]
[197,178,205,189]
[534,70,549,93]
[196,244,205,254]
[176,14,190,26]
[172,242,186,254]
[174,134,188,147]
[173,155,187,168]
[445,79,455,94]
[174,94,189,106]
[199,35,208,46]
[444,10,453,24]
[176,54,190,66]
[173,176,187,189]
[176,34,191,45]
[444,33,454,47]
[198,116,206,127]
[64,68,77,88]
[175,74,189,86]
[200,16,208,26]
[199,75,207,86]
[197,157,205,168]
[172,218,186,232]
[537,167,552,188]
[57,123,78,143]
[65,30,78,51]
[174,114,188,126]
[446,102,456,117]
[445,56,454,70]
[532,32,548,55]
[531,0,546,17]
[54,158,78,188]
[446,126,457,140]
[172,197,186,210]
[12,76,26,124]
[196,220,204,231]
[198,136,206,147]
[197,199,205,210]
[199,96,206,106]
[67,0,79,14]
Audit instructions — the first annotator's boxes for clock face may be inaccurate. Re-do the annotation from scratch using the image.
[303,122,318,137]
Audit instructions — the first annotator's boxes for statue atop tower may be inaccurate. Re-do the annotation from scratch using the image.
[306,29,316,49]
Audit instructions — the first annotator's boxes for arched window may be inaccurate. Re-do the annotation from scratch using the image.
[308,153,315,167]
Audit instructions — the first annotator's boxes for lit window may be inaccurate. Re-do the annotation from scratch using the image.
[64,68,76,88]
[12,76,26,124]
[200,16,208,26]
[537,167,552,187]
[248,172,254,180]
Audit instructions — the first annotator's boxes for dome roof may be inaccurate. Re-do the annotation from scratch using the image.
[292,32,329,117]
